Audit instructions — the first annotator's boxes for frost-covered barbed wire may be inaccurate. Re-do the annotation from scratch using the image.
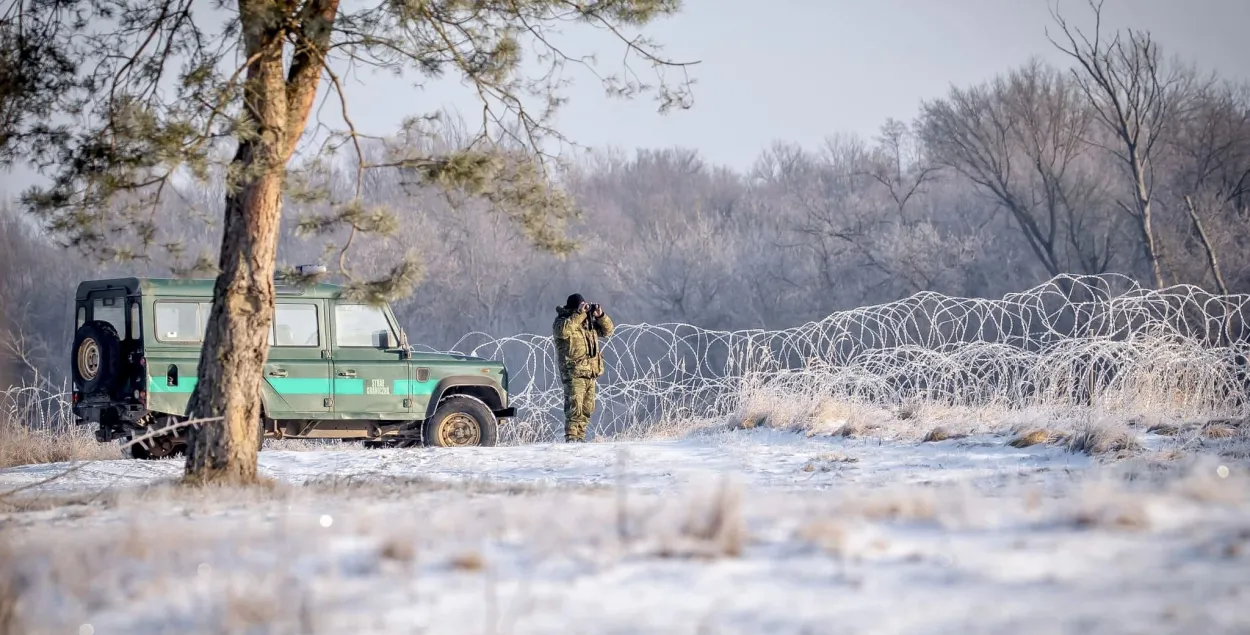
[0,383,75,432]
[423,275,1250,443]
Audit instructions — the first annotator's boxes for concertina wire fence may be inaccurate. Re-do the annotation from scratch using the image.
[425,274,1250,444]
[4,274,1247,444]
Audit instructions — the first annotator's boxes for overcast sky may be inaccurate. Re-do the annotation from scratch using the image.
[3,0,1248,196]
[506,0,1248,170]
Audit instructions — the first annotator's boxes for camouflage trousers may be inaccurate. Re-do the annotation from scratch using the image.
[562,377,597,442]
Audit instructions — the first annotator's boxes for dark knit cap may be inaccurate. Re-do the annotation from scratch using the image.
[565,293,585,309]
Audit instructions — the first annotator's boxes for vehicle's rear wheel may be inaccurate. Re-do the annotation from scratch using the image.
[123,415,187,460]
[72,321,121,396]
[257,412,268,453]
[422,396,498,447]
[123,433,185,460]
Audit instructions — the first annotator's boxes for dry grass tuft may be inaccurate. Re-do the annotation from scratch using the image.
[798,520,849,558]
[834,421,865,438]
[684,480,745,557]
[1145,449,1186,462]
[0,543,21,635]
[379,537,416,563]
[450,551,485,571]
[0,417,120,469]
[815,451,858,463]
[726,410,768,431]
[1147,422,1182,436]
[861,499,938,523]
[653,478,746,560]
[855,491,940,523]
[1072,499,1151,531]
[723,383,887,439]
[222,585,284,632]
[802,451,859,473]
[1066,423,1142,456]
[1008,429,1054,448]
[897,402,920,420]
[1203,424,1238,439]
[922,426,966,443]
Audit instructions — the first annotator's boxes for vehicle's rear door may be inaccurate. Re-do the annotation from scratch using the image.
[146,299,204,415]
[79,287,140,401]
[328,302,411,419]
[263,300,333,417]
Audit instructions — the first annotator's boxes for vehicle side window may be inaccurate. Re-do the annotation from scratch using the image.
[273,304,319,347]
[92,298,126,337]
[129,302,140,340]
[334,304,395,348]
[198,303,213,341]
[154,301,203,342]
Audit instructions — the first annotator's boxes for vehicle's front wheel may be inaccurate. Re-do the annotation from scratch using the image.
[422,396,498,448]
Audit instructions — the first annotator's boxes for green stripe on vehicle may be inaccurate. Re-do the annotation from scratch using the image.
[333,378,364,395]
[148,376,197,393]
[148,376,434,396]
[268,378,332,395]
[394,380,436,396]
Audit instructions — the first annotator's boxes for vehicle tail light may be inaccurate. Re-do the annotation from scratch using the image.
[72,392,80,404]
[134,354,147,401]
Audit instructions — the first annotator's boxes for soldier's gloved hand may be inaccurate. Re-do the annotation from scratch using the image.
[591,304,603,317]
[578,302,589,314]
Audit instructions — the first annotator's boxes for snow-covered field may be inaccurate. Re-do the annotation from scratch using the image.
[2,427,1249,634]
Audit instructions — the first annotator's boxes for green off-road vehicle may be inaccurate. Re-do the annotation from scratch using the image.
[70,266,514,459]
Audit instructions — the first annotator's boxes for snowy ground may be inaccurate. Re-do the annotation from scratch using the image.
[2,428,1249,634]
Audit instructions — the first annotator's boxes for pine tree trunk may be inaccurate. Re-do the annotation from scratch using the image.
[182,164,283,485]
[183,6,289,485]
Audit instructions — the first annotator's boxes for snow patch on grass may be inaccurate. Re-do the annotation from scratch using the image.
[1,450,1247,634]
[2,422,1248,634]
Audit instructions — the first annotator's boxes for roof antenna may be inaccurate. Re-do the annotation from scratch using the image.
[295,264,327,276]
[276,264,328,286]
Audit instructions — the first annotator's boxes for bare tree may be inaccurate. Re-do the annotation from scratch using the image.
[1047,0,1199,288]
[1183,194,1229,294]
[864,118,940,227]
[1160,81,1250,291]
[920,59,1123,278]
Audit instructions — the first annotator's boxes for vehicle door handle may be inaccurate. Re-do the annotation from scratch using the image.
[268,369,288,377]
[337,370,356,377]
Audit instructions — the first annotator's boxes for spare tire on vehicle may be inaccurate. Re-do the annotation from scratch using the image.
[72,320,121,396]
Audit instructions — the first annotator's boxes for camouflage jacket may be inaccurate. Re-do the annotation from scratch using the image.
[552,305,615,380]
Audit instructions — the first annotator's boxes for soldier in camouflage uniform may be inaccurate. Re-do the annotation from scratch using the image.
[552,293,615,442]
